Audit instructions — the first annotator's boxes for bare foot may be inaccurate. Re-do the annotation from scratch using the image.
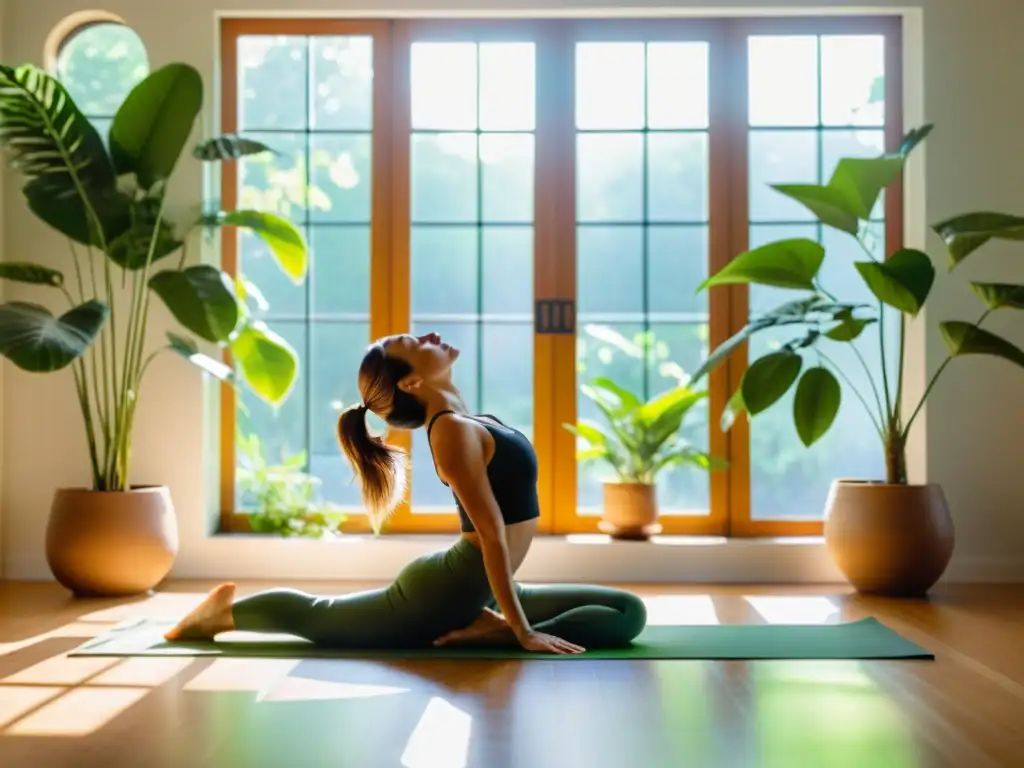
[433,607,516,647]
[164,583,237,641]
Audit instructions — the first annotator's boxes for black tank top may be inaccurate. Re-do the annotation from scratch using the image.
[426,410,541,533]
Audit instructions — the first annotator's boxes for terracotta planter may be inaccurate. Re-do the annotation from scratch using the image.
[823,480,954,597]
[599,482,661,540]
[46,486,179,597]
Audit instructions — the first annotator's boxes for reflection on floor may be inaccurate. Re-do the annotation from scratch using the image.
[1,581,1022,767]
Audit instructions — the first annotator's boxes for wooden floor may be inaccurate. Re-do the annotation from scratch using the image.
[1,581,1022,768]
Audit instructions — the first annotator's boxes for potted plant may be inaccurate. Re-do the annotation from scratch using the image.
[564,378,722,539]
[0,62,307,596]
[692,124,1024,595]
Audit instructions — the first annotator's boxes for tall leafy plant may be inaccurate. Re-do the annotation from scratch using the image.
[564,378,722,484]
[691,124,1024,484]
[0,62,306,490]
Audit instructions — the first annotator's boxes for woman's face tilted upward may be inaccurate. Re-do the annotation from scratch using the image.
[386,332,460,382]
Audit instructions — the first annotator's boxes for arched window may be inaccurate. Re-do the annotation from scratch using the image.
[48,15,149,141]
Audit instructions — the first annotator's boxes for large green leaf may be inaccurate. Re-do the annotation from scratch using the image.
[230,321,299,406]
[166,332,235,382]
[0,262,63,287]
[563,420,607,447]
[109,63,204,189]
[940,322,1024,370]
[970,282,1024,310]
[0,299,108,372]
[585,377,642,416]
[770,184,860,235]
[932,212,1024,268]
[202,210,307,283]
[192,134,277,161]
[823,308,873,341]
[854,248,935,315]
[827,155,904,219]
[637,388,708,454]
[0,64,129,246]
[741,351,803,415]
[699,238,825,292]
[149,265,240,343]
[106,197,184,270]
[793,367,841,447]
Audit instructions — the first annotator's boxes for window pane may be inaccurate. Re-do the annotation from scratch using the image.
[576,42,645,130]
[748,131,819,222]
[648,323,711,513]
[57,23,148,118]
[480,43,535,131]
[309,134,372,223]
[236,321,307,510]
[748,36,818,127]
[481,133,534,223]
[749,224,893,520]
[411,226,478,316]
[820,35,885,127]
[310,322,370,507]
[481,323,533,439]
[411,133,478,222]
[482,227,533,315]
[240,132,307,225]
[647,42,709,129]
[310,36,373,130]
[648,225,709,316]
[577,226,643,316]
[577,133,644,222]
[411,42,477,130]
[311,226,370,317]
[239,36,308,130]
[648,133,709,223]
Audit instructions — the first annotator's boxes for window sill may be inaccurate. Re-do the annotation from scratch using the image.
[180,531,842,583]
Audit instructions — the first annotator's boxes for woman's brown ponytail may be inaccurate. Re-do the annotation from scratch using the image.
[337,404,407,534]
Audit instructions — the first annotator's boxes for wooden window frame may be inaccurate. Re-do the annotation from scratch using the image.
[217,15,903,539]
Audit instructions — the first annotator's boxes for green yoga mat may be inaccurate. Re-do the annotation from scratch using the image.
[69,617,932,661]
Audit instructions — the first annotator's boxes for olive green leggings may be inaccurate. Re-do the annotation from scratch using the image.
[231,538,647,649]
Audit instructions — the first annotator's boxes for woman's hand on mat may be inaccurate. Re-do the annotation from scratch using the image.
[516,630,585,655]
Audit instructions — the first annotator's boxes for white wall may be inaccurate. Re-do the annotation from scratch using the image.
[1,0,1023,583]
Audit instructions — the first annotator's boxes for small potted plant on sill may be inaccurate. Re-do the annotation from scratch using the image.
[0,62,307,596]
[564,378,723,540]
[691,123,1024,596]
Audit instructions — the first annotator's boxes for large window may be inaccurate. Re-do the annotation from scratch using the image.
[218,17,902,536]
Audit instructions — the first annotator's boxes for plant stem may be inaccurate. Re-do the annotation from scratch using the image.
[884,428,907,484]
[71,361,102,487]
[877,299,894,421]
[895,312,906,422]
[902,307,993,441]
[848,339,886,428]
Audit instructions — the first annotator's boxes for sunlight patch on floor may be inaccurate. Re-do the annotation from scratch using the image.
[183,658,299,693]
[401,696,473,768]
[257,675,410,703]
[5,686,148,737]
[745,596,840,624]
[0,622,105,657]
[1,656,120,686]
[643,594,720,625]
[0,685,64,728]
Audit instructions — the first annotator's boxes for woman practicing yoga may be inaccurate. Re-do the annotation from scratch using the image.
[165,332,647,654]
